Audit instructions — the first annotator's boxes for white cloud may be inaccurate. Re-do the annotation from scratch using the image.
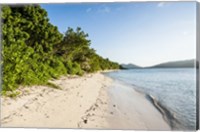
[157,2,165,7]
[86,8,92,13]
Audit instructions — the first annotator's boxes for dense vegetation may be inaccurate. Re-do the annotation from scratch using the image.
[1,5,119,92]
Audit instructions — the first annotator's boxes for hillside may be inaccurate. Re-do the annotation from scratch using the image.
[149,59,195,68]
[120,63,141,69]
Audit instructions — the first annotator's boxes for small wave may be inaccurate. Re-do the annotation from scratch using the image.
[145,94,185,130]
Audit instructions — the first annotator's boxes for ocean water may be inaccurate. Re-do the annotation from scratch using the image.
[104,68,196,130]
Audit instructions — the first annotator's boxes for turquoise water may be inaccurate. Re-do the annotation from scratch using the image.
[105,68,196,130]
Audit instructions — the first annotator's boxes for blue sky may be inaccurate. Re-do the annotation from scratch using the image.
[41,2,196,67]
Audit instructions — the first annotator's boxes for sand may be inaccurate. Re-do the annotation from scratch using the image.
[1,72,171,130]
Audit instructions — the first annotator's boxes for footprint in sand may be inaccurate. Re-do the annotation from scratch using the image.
[90,119,95,121]
[77,122,82,128]
[94,103,98,107]
[24,105,29,109]
[44,114,49,118]
[33,97,38,101]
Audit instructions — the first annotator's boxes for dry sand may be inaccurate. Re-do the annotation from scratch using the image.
[1,72,171,130]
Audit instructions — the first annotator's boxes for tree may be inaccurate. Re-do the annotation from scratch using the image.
[2,5,63,91]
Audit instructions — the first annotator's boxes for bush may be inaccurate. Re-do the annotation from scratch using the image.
[65,61,83,75]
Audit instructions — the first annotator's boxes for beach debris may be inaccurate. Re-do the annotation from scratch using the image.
[113,104,116,107]
[110,112,114,115]
[86,105,95,113]
[83,119,88,124]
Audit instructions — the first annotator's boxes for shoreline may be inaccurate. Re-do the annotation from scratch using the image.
[105,79,171,130]
[1,72,170,130]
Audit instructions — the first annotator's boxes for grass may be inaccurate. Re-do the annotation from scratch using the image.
[45,82,62,90]
[2,91,21,98]
[1,82,62,98]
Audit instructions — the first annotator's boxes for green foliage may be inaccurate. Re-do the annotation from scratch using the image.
[2,5,119,93]
[56,27,119,72]
[2,91,21,98]
[65,60,83,75]
[2,5,63,91]
[45,82,62,90]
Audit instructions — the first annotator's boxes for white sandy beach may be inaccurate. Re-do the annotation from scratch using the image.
[1,72,170,130]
